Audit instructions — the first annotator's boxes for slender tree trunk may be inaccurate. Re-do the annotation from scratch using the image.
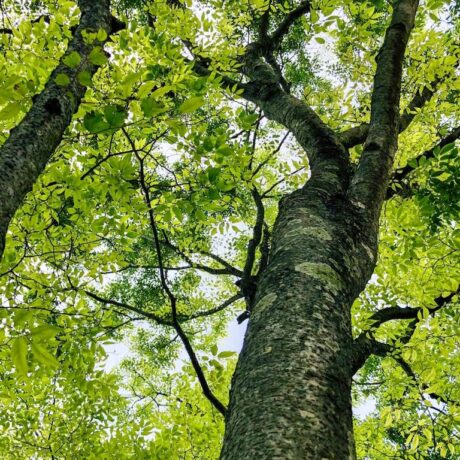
[221,182,377,459]
[0,0,122,260]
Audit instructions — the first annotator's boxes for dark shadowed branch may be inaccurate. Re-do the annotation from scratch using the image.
[184,294,243,321]
[357,339,453,405]
[351,286,459,374]
[338,74,449,148]
[83,289,170,325]
[386,125,460,199]
[235,189,266,319]
[162,239,243,278]
[128,129,227,417]
[242,189,265,283]
[269,1,311,47]
[257,222,270,276]
[0,14,51,35]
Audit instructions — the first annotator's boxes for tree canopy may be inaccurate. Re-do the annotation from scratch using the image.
[0,0,459,458]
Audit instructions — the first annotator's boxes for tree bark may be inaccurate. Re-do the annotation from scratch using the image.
[0,0,122,260]
[221,1,419,454]
[220,182,377,459]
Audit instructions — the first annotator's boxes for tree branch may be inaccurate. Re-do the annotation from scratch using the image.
[354,339,453,405]
[386,125,460,199]
[83,289,170,325]
[269,1,311,47]
[393,356,452,405]
[251,130,290,178]
[338,75,447,149]
[261,166,307,198]
[0,14,51,35]
[257,222,270,277]
[351,286,459,375]
[236,189,266,319]
[191,8,349,196]
[239,55,350,195]
[348,0,420,218]
[242,189,265,282]
[184,294,243,321]
[257,7,270,42]
[132,138,227,417]
[162,239,243,277]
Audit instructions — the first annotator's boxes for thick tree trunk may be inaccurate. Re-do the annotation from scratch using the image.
[220,0,418,453]
[220,184,377,459]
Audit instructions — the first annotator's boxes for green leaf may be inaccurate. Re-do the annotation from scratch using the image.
[138,81,156,99]
[30,325,61,339]
[88,46,108,66]
[97,28,108,42]
[207,167,221,183]
[104,105,126,127]
[77,70,93,87]
[179,97,205,114]
[31,342,59,368]
[216,181,235,191]
[63,51,81,68]
[13,309,33,326]
[83,111,110,133]
[11,337,28,376]
[165,120,186,136]
[0,102,21,121]
[151,85,173,99]
[141,98,167,117]
[217,145,232,156]
[55,73,70,86]
[218,351,236,358]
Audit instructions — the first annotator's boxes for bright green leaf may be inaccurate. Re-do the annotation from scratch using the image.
[179,97,205,114]
[11,337,28,376]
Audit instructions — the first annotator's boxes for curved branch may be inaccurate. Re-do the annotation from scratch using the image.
[236,189,266,318]
[339,75,447,149]
[241,56,350,194]
[184,294,243,321]
[351,286,459,375]
[132,140,227,417]
[242,189,265,283]
[355,340,453,405]
[387,125,460,199]
[270,1,311,47]
[163,240,243,277]
[83,289,170,325]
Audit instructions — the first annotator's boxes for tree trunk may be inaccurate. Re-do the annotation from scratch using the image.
[0,0,122,261]
[220,182,377,459]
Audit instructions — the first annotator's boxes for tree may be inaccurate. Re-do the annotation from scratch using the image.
[0,0,123,259]
[0,0,459,458]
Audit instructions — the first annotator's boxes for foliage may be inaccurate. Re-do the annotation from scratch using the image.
[0,0,458,458]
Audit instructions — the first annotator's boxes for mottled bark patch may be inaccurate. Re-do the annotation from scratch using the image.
[361,242,375,261]
[284,226,332,241]
[351,199,366,209]
[294,262,342,294]
[253,292,277,316]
